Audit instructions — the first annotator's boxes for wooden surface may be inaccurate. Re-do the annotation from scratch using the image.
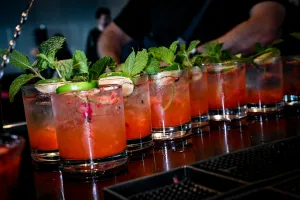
[6,113,300,200]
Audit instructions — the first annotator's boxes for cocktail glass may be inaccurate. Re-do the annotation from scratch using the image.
[123,74,153,153]
[22,85,59,164]
[0,133,25,199]
[282,56,300,106]
[189,66,209,132]
[246,56,283,115]
[207,62,247,125]
[150,69,191,140]
[51,85,127,178]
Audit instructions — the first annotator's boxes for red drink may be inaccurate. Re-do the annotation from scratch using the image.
[282,56,300,105]
[207,62,247,122]
[246,56,283,113]
[189,66,209,128]
[51,85,127,176]
[150,69,191,140]
[22,85,59,164]
[0,134,25,199]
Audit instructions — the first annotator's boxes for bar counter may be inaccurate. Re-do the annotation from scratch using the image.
[5,112,300,200]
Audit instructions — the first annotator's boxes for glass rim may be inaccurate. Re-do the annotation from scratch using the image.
[149,68,185,79]
[203,61,245,67]
[98,84,122,91]
[0,133,25,158]
[282,55,300,60]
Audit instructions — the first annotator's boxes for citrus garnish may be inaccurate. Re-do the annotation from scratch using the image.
[98,76,134,97]
[56,82,98,94]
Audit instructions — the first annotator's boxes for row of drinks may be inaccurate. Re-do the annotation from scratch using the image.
[2,37,300,179]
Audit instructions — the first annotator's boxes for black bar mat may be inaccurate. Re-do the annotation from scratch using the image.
[193,136,300,182]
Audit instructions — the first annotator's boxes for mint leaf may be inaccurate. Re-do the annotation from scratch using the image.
[148,47,161,59]
[163,63,181,71]
[53,59,73,80]
[169,41,179,53]
[145,57,161,74]
[73,50,88,74]
[131,49,148,76]
[0,49,31,70]
[9,74,37,102]
[37,36,66,71]
[89,56,115,80]
[290,32,300,40]
[35,78,64,86]
[271,39,284,46]
[254,43,263,52]
[187,40,200,53]
[158,47,174,65]
[72,75,88,82]
[99,71,133,82]
[122,50,135,74]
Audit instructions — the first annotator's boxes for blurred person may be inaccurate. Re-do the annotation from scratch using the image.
[98,0,300,64]
[85,7,111,62]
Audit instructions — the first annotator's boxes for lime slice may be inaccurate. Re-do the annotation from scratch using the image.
[35,82,69,94]
[98,76,134,97]
[191,67,203,81]
[208,65,236,74]
[254,51,279,64]
[153,70,182,86]
[56,82,98,94]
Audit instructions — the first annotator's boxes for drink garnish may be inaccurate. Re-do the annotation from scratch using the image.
[0,36,116,101]
[56,82,98,94]
[98,49,148,97]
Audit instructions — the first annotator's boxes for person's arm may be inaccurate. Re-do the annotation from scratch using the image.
[197,1,286,55]
[98,22,132,64]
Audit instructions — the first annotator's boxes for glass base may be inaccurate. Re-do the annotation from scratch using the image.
[210,117,247,130]
[284,95,300,106]
[247,102,284,114]
[60,149,128,179]
[152,122,192,141]
[127,134,153,153]
[209,105,247,121]
[191,114,209,128]
[31,149,60,165]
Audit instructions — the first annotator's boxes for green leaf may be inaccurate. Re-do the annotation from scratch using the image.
[163,63,181,71]
[180,44,186,51]
[158,47,174,65]
[271,39,284,46]
[53,59,73,80]
[0,49,31,70]
[290,32,300,40]
[99,71,133,82]
[131,49,148,76]
[89,56,116,80]
[34,78,64,86]
[148,47,161,59]
[73,50,88,74]
[169,41,179,53]
[72,75,88,82]
[9,74,37,102]
[187,40,200,53]
[254,43,263,52]
[145,57,161,75]
[122,50,135,74]
[37,36,66,71]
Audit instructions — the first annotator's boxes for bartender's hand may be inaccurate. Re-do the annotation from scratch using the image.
[196,1,285,55]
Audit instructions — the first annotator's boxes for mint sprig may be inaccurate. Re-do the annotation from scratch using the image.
[73,50,89,74]
[89,56,116,80]
[290,32,300,40]
[9,74,37,102]
[37,36,66,71]
[175,40,200,68]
